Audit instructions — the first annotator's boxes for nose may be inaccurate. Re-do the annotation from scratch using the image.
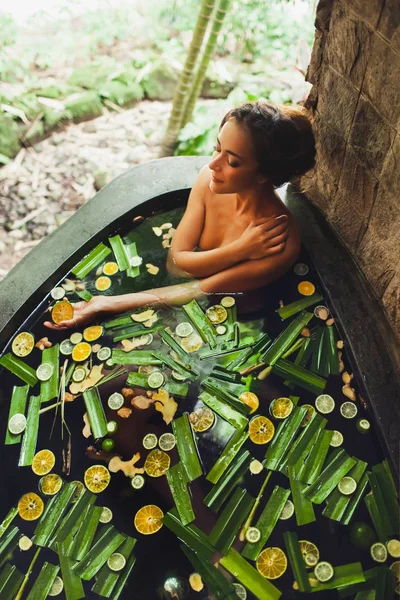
[209,153,221,171]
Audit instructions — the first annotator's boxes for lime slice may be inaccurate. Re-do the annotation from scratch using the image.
[175,322,193,337]
[60,339,74,356]
[148,371,165,388]
[249,459,264,475]
[279,499,295,520]
[171,370,187,381]
[315,394,335,414]
[314,562,334,582]
[181,333,203,353]
[70,332,83,345]
[371,542,388,563]
[131,474,145,489]
[245,527,261,544]
[340,401,358,419]
[294,263,309,276]
[72,367,87,383]
[233,583,247,599]
[206,304,228,324]
[99,507,113,524]
[12,332,35,357]
[330,430,344,447]
[305,552,319,567]
[107,421,118,435]
[387,540,400,559]
[97,347,112,361]
[36,362,54,382]
[221,296,236,308]
[216,325,227,335]
[159,433,176,451]
[356,418,371,434]
[107,553,126,572]
[50,287,66,300]
[108,392,124,410]
[8,413,27,435]
[299,541,320,565]
[48,576,64,596]
[338,476,357,495]
[19,535,33,551]
[143,433,158,450]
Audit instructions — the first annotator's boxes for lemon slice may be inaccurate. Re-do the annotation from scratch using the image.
[189,407,215,432]
[148,372,165,388]
[315,394,335,414]
[71,342,92,362]
[256,547,287,579]
[134,505,164,535]
[175,322,193,337]
[206,304,228,324]
[19,535,33,551]
[181,333,203,353]
[83,325,103,342]
[279,499,295,520]
[249,416,275,445]
[294,263,309,276]
[32,449,55,476]
[60,339,74,356]
[144,449,170,478]
[338,476,357,495]
[233,583,247,599]
[340,401,358,419]
[103,262,119,275]
[239,392,259,414]
[50,287,66,300]
[108,392,124,410]
[245,527,261,543]
[18,492,44,521]
[70,332,83,344]
[84,465,111,494]
[356,419,370,434]
[298,281,315,296]
[51,300,74,324]
[330,430,344,447]
[39,474,63,496]
[131,474,145,489]
[249,459,264,475]
[36,363,54,382]
[299,540,320,565]
[270,397,293,419]
[95,276,111,291]
[12,332,35,357]
[387,540,400,558]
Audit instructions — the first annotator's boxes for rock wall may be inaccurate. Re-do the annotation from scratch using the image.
[300,0,400,341]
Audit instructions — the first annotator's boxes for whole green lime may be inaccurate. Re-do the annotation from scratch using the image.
[349,521,377,550]
[101,438,115,452]
[106,421,118,435]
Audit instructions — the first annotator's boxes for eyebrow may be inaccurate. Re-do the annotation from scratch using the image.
[216,137,244,161]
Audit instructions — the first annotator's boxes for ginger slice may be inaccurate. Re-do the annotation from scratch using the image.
[108,452,145,478]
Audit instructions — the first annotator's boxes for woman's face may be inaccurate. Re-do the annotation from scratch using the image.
[208,118,262,195]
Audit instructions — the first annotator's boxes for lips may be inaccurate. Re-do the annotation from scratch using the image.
[211,174,223,183]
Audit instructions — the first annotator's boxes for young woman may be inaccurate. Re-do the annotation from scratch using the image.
[44,100,316,330]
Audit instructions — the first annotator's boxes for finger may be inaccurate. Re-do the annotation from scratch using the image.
[43,321,69,331]
[263,223,289,239]
[264,231,289,246]
[264,242,286,256]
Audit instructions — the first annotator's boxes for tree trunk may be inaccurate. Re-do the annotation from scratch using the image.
[159,0,217,157]
[181,0,231,128]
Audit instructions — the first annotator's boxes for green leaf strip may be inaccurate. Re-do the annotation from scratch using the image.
[277,293,324,319]
[110,349,162,366]
[202,378,250,415]
[0,507,19,538]
[34,482,77,547]
[83,387,108,439]
[25,562,59,600]
[163,509,215,560]
[278,410,326,473]
[49,489,96,549]
[183,300,217,349]
[75,288,93,302]
[126,371,189,397]
[264,407,307,471]
[181,545,236,600]
[0,564,24,599]
[199,390,248,431]
[91,536,136,597]
[5,385,29,445]
[323,458,368,522]
[209,487,254,556]
[220,547,282,600]
[18,395,41,467]
[126,241,141,278]
[297,428,333,484]
[57,548,85,600]
[371,461,399,535]
[108,553,137,600]
[305,450,356,504]
[288,467,316,526]
[207,428,249,484]
[113,325,162,342]
[0,526,20,568]
[40,343,60,403]
[262,311,313,367]
[204,450,252,512]
[283,531,311,592]
[310,562,365,592]
[172,413,202,481]
[69,505,103,561]
[73,525,125,580]
[166,462,195,526]
[153,351,198,380]
[160,328,189,359]
[341,471,370,525]
[0,353,38,387]
[108,234,131,271]
[71,242,111,279]
[226,333,271,371]
[272,358,327,394]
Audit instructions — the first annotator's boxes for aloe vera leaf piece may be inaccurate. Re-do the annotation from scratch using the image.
[5,385,29,445]
[298,428,334,484]
[172,414,202,481]
[199,342,251,360]
[108,234,130,271]
[207,428,249,484]
[323,458,368,521]
[18,395,41,466]
[227,333,271,371]
[166,462,195,526]
[91,536,136,597]
[337,567,381,598]
[75,289,93,302]
[126,371,189,397]
[0,564,24,598]
[371,461,399,535]
[288,467,316,526]
[279,411,326,473]
[277,293,324,319]
[126,241,140,278]
[112,325,161,343]
[0,352,38,386]
[341,471,370,525]
[326,324,340,375]
[57,547,85,600]
[182,545,236,600]
[162,509,214,560]
[375,566,396,600]
[83,387,108,439]
[284,337,311,388]
[202,378,251,415]
[310,562,365,592]
[40,343,60,402]
[220,547,282,600]
[353,592,377,600]
[34,482,77,547]
[0,507,19,538]
[103,314,132,329]
[209,487,254,555]
[283,531,311,592]
[0,526,19,567]
[262,311,313,367]
[305,451,356,504]
[153,351,198,380]
[273,358,327,394]
[263,407,307,471]
[25,562,59,600]
[364,492,389,543]
[110,349,162,366]
[160,328,189,359]
[319,326,331,378]
[183,300,217,349]
[71,243,111,278]
[368,471,394,538]
[73,525,125,580]
[204,450,252,512]
[69,505,103,561]
[109,553,137,600]
[49,489,96,549]
[199,390,248,430]
[242,485,290,560]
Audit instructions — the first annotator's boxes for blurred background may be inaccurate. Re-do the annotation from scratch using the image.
[0,0,316,279]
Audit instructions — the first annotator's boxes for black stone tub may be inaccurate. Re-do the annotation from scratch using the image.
[0,156,399,600]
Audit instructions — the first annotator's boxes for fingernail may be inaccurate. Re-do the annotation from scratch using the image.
[276,215,288,219]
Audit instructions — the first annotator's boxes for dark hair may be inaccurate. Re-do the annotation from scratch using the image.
[220,101,316,187]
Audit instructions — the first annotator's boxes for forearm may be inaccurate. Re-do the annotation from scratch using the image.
[172,240,244,278]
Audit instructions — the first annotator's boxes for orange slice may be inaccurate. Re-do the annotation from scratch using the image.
[249,415,275,445]
[51,300,74,324]
[83,325,103,342]
[84,465,111,493]
[31,449,55,476]
[134,504,164,535]
[12,332,35,357]
[40,474,63,495]
[18,492,44,521]
[72,342,92,362]
[256,547,287,579]
[103,262,118,276]
[144,449,170,477]
[239,391,259,414]
[95,276,111,291]
[298,281,316,296]
[270,397,294,419]
[300,404,315,427]
[189,407,215,432]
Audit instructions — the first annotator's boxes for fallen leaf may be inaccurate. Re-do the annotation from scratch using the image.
[153,389,178,424]
[108,452,145,477]
[82,412,92,438]
[152,226,163,237]
[69,364,104,394]
[131,309,155,323]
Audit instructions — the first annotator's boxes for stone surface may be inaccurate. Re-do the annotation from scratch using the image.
[380,132,400,201]
[377,0,400,51]
[342,0,384,29]
[312,115,347,188]
[382,270,400,340]
[326,191,366,254]
[316,66,359,138]
[338,146,379,219]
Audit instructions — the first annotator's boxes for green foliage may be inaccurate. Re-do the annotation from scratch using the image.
[0,112,21,159]
[0,11,17,48]
[175,105,220,157]
[65,92,103,123]
[99,81,143,107]
[69,60,119,90]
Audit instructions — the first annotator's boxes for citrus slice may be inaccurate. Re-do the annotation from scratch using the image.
[314,305,329,320]
[97,347,112,362]
[144,449,170,478]
[48,576,64,596]
[51,300,74,324]
[172,370,187,382]
[299,404,315,427]
[18,492,44,521]
[340,401,358,419]
[299,541,320,565]
[294,263,309,276]
[108,392,124,410]
[8,413,27,435]
[107,552,126,572]
[371,542,388,563]
[50,287,66,301]
[270,397,294,419]
[12,332,34,357]
[70,332,83,344]
[83,325,103,342]
[19,535,33,551]
[72,342,91,362]
[221,296,236,308]
[84,465,111,494]
[330,430,344,447]
[356,418,371,434]
[107,421,118,435]
[338,476,357,495]
[245,527,261,544]
[138,364,159,375]
[233,583,247,599]
[250,459,264,475]
[239,391,259,414]
[216,325,227,335]
[95,276,111,291]
[249,415,275,445]
[131,474,145,489]
[189,573,204,592]
[206,305,228,325]
[256,547,287,579]
[32,449,55,476]
[387,540,400,559]
[99,507,113,523]
[279,499,295,520]
[390,560,400,578]
[298,281,316,296]
[60,339,74,356]
[181,333,203,353]
[159,433,176,451]
[40,474,63,495]
[189,407,215,432]
[314,562,334,582]
[148,372,165,388]
[134,504,164,535]
[70,481,85,503]
[36,363,54,382]
[103,262,119,275]
[143,433,158,450]
[315,394,335,414]
[175,322,193,337]
[72,366,87,382]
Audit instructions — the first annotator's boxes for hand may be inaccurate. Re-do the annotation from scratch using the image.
[239,215,289,260]
[44,296,107,331]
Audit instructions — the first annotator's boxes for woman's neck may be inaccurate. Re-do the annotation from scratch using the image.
[235,182,283,216]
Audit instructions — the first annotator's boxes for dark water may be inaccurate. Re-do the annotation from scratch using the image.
[0,204,390,600]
